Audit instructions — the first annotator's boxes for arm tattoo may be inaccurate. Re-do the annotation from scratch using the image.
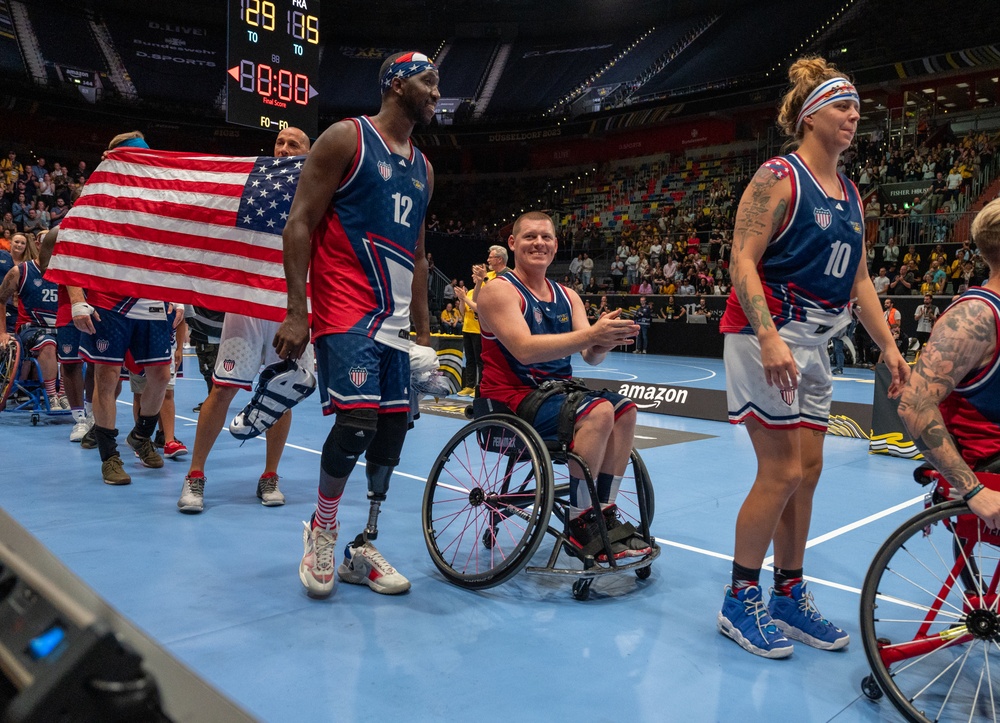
[0,268,18,307]
[897,300,996,494]
[731,167,781,333]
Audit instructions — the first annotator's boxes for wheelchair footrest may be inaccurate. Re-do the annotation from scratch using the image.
[525,543,660,578]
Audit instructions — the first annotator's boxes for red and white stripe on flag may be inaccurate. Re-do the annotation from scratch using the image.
[45,147,306,322]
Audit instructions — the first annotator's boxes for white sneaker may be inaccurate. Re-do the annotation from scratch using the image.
[69,410,92,443]
[177,474,205,513]
[256,473,285,506]
[55,395,71,411]
[300,521,337,598]
[338,539,411,594]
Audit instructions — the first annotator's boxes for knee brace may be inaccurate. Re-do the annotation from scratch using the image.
[321,408,378,478]
[365,412,408,469]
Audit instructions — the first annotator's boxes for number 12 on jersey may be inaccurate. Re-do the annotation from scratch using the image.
[392,193,413,228]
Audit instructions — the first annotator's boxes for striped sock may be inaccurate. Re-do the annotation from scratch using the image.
[313,491,341,530]
[44,378,57,399]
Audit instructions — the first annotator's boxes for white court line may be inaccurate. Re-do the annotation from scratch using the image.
[143,399,919,596]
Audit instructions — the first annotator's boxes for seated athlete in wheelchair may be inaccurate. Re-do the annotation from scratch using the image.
[475,211,651,563]
[857,198,1000,721]
[0,253,66,414]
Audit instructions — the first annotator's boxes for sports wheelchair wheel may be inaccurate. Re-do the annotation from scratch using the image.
[422,415,554,590]
[0,337,21,410]
[860,500,1000,722]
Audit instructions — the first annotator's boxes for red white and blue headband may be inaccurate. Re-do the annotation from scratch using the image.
[380,52,437,94]
[795,77,859,132]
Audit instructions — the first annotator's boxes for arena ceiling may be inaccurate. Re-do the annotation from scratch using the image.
[85,0,755,38]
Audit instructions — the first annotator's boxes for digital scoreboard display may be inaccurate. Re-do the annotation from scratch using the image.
[227,0,320,137]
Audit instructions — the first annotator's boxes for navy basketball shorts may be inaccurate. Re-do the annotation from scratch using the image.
[81,309,172,367]
[314,333,409,417]
[18,326,56,356]
[56,324,85,363]
[531,390,636,443]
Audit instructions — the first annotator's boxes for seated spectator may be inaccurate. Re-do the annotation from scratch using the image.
[919,273,936,297]
[49,198,69,228]
[22,208,46,234]
[439,302,462,334]
[11,193,27,230]
[658,295,686,321]
[0,151,23,185]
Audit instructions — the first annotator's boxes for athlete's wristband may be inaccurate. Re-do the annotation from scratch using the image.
[71,302,95,318]
[963,483,985,502]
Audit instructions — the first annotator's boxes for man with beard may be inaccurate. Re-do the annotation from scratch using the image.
[274,52,438,599]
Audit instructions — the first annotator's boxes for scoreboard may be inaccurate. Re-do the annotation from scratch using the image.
[227,0,320,137]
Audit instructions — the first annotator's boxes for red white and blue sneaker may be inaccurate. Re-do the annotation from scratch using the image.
[299,521,337,598]
[767,581,850,650]
[337,539,410,595]
[718,585,794,659]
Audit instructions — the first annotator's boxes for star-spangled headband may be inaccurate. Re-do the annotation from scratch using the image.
[379,52,437,93]
[795,77,859,132]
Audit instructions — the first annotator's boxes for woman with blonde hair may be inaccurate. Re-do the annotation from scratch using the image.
[717,57,909,658]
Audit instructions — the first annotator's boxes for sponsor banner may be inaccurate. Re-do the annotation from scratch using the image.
[878,181,934,206]
[580,376,872,438]
[870,363,923,458]
[112,16,223,93]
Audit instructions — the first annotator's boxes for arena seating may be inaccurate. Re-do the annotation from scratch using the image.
[23,3,107,73]
[641,0,843,95]
[438,38,498,100]
[487,34,628,115]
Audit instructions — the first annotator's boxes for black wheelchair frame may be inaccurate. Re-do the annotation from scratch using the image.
[421,406,659,600]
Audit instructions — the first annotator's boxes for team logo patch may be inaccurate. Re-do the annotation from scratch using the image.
[349,366,369,388]
[813,208,832,230]
[412,178,424,191]
[533,307,543,325]
[223,359,236,372]
[780,388,796,406]
[33,278,42,287]
[61,344,72,355]
[96,339,109,353]
[378,161,392,181]
[558,313,569,323]
[851,221,862,234]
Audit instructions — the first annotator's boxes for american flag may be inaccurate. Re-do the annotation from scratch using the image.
[45,147,304,322]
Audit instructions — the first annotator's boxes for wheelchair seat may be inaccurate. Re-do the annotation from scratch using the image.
[423,394,659,600]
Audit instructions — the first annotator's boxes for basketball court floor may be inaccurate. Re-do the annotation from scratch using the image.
[1,352,926,721]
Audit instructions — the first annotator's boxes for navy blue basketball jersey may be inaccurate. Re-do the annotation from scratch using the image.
[481,273,574,411]
[310,116,431,352]
[1,251,14,331]
[16,261,58,328]
[940,287,1000,466]
[721,153,864,344]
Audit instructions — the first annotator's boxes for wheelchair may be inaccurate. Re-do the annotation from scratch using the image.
[859,461,1000,722]
[421,395,659,601]
[0,336,70,424]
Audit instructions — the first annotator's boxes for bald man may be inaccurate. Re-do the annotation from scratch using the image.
[177,127,313,513]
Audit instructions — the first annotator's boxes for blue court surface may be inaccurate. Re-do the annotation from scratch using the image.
[1,351,925,722]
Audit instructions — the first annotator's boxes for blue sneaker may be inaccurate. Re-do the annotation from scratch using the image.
[767,582,850,651]
[718,585,794,659]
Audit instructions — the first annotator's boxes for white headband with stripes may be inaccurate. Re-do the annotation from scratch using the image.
[796,77,859,132]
